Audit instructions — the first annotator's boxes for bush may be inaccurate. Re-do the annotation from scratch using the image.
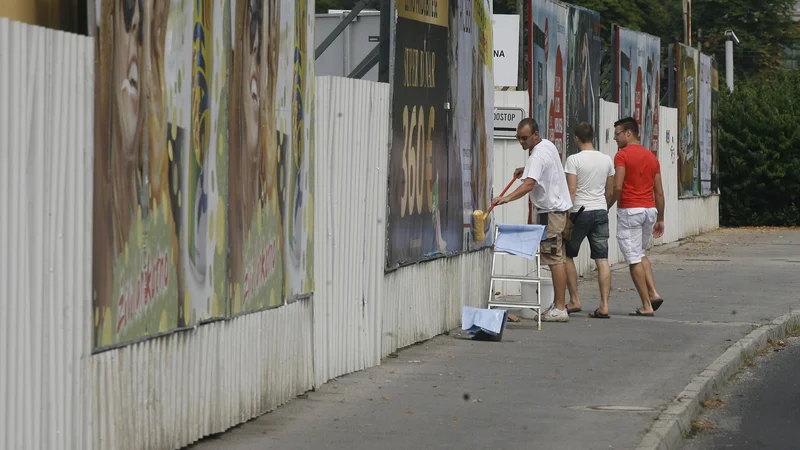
[719,70,800,226]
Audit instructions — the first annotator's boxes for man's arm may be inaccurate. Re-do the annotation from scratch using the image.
[604,176,615,206]
[492,178,536,205]
[608,166,625,209]
[653,173,665,237]
[566,173,577,203]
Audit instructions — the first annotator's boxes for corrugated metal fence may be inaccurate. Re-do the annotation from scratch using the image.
[0,19,92,450]
[313,77,387,385]
[0,20,718,450]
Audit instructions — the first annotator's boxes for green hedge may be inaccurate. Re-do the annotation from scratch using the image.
[719,70,800,226]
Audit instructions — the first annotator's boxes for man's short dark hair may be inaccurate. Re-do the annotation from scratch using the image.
[614,117,639,137]
[574,122,593,144]
[518,118,539,134]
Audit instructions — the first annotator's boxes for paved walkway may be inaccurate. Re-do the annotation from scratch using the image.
[189,228,800,450]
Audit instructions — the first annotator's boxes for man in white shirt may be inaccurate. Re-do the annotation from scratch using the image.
[492,118,573,322]
[563,122,615,319]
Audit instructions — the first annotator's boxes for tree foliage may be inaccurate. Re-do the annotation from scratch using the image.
[692,0,800,78]
[718,70,800,227]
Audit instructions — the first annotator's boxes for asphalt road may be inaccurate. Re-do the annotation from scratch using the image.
[683,336,800,450]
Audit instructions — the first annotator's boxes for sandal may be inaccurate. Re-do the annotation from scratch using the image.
[629,308,654,317]
[589,308,610,319]
[651,299,664,311]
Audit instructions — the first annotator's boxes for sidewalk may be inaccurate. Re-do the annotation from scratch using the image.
[189,227,800,450]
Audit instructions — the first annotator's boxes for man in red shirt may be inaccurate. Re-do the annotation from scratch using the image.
[608,117,665,317]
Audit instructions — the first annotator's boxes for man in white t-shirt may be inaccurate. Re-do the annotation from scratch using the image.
[563,122,615,319]
[491,118,573,322]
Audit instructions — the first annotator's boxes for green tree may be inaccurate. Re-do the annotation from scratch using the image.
[692,0,800,78]
[718,70,800,226]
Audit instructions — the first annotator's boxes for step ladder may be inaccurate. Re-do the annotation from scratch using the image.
[487,224,549,331]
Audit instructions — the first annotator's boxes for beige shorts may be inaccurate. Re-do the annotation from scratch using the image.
[538,211,567,265]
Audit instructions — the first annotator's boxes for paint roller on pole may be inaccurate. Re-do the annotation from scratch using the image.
[472,175,520,243]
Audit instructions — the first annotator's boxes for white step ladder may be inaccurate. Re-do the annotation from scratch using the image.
[486,224,549,331]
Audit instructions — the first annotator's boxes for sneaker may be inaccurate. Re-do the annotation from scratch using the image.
[541,307,570,322]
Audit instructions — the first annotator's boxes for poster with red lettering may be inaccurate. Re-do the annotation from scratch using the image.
[613,26,661,155]
[530,0,568,159]
[91,0,316,350]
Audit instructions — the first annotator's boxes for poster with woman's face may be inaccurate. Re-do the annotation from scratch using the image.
[228,0,285,314]
[93,0,314,350]
[93,0,182,349]
[227,0,314,313]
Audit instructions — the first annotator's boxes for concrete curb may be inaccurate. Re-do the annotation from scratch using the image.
[635,310,800,450]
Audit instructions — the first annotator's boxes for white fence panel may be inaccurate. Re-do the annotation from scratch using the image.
[313,77,388,385]
[89,302,313,450]
[654,106,720,245]
[382,251,492,356]
[0,19,93,450]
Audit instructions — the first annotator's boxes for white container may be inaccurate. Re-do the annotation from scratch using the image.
[520,274,553,318]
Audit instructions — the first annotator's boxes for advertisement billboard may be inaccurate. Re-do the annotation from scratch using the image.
[614,26,661,154]
[92,0,315,350]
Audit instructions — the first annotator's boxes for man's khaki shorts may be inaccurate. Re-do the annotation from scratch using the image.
[538,211,567,265]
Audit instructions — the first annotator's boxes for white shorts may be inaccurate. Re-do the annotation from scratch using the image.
[616,208,658,264]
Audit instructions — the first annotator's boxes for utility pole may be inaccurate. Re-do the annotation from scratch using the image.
[517,0,525,90]
[724,30,739,92]
[683,0,692,46]
[378,0,392,82]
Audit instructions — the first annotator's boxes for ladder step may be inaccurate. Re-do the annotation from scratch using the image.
[488,302,541,308]
[490,276,543,282]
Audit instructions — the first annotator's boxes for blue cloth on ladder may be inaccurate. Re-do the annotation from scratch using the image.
[494,223,548,260]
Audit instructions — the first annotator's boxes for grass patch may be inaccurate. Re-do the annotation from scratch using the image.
[703,399,726,409]
[691,419,718,433]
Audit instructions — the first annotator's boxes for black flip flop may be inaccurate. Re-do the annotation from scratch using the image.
[589,309,610,319]
[567,307,582,314]
[651,299,664,311]
[629,309,654,317]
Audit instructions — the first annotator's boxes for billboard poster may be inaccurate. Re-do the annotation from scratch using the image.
[711,62,720,194]
[92,0,315,350]
[228,0,315,314]
[699,53,713,196]
[387,0,460,267]
[676,43,699,197]
[449,0,495,252]
[565,5,601,158]
[491,14,519,87]
[530,0,568,160]
[614,26,661,155]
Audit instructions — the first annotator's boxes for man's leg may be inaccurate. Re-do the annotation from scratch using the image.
[639,208,661,303]
[540,212,569,322]
[565,257,580,310]
[550,263,567,310]
[595,259,611,314]
[564,213,589,311]
[617,209,652,314]
[641,256,660,301]
[588,211,611,314]
[629,262,653,313]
